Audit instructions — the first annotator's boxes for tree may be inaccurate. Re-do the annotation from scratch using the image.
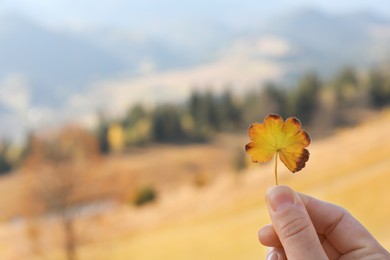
[188,90,220,131]
[26,126,100,260]
[189,90,204,125]
[332,66,358,105]
[368,69,390,108]
[328,66,367,126]
[151,105,185,142]
[123,104,147,128]
[242,83,287,126]
[204,91,221,131]
[242,88,263,124]
[107,123,125,152]
[219,89,242,130]
[122,104,153,146]
[262,83,288,118]
[290,72,321,124]
[96,111,110,154]
[0,140,12,174]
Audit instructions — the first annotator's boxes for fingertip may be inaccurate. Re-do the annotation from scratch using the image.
[266,185,294,195]
[258,224,271,244]
[266,185,296,213]
[267,247,287,260]
[258,224,282,247]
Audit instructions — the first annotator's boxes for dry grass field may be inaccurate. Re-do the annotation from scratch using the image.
[1,110,390,259]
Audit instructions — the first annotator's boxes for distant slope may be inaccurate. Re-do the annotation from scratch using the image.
[265,8,390,80]
[2,9,390,108]
[0,14,123,107]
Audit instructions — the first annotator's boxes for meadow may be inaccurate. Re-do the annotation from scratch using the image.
[0,109,389,259]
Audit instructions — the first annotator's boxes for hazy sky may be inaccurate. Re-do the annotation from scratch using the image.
[1,0,389,31]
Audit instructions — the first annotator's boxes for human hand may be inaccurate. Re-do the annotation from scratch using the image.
[258,186,390,260]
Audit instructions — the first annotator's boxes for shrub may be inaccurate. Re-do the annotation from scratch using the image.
[193,172,211,188]
[133,186,157,206]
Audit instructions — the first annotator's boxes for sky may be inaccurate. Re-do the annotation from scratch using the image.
[1,0,390,32]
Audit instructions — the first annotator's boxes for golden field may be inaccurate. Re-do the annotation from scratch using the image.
[1,110,390,259]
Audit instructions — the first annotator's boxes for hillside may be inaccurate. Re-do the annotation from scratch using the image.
[1,110,390,259]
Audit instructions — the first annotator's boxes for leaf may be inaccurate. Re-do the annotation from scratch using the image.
[245,114,311,184]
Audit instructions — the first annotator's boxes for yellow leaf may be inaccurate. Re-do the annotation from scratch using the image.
[245,114,311,185]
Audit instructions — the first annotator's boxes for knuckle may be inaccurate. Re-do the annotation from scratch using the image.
[278,216,311,241]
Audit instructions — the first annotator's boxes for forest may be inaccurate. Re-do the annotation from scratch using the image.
[1,65,390,175]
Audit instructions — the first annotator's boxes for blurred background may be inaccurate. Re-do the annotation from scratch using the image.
[1,0,390,259]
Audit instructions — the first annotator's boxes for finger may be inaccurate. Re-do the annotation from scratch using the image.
[320,237,341,260]
[298,193,387,254]
[267,247,287,260]
[266,186,328,259]
[258,224,282,247]
[259,224,340,259]
[259,228,338,260]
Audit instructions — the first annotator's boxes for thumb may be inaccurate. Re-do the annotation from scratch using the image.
[266,186,327,260]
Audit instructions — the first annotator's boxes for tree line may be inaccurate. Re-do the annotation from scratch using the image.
[95,65,390,153]
[1,65,390,173]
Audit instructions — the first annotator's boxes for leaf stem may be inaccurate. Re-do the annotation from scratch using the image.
[274,151,279,186]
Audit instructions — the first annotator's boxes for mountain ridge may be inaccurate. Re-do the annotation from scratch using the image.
[1,8,390,140]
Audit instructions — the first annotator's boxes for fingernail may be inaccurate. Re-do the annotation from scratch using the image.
[267,248,280,260]
[267,186,294,212]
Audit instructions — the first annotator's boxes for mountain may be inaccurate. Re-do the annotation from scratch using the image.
[1,9,390,141]
[0,13,236,106]
[0,14,124,107]
[76,20,236,73]
[86,8,390,114]
[263,8,390,80]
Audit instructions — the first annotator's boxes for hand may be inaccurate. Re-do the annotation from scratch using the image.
[258,186,390,260]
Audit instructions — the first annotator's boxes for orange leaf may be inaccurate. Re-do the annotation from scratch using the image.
[245,114,311,183]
